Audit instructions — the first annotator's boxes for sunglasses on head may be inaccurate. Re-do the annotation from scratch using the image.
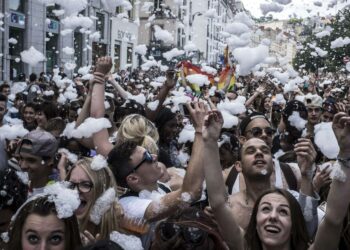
[246,127,275,137]
[159,221,207,245]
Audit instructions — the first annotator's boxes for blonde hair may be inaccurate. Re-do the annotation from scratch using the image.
[117,114,159,154]
[66,158,123,239]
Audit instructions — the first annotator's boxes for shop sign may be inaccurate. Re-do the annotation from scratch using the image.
[10,12,25,27]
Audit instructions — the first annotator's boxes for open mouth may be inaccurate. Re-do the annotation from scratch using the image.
[253,159,266,166]
[264,225,281,234]
[76,200,87,215]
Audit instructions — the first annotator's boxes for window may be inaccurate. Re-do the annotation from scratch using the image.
[46,4,60,20]
[127,44,133,64]
[96,12,105,40]
[74,32,83,69]
[154,0,164,10]
[92,42,107,65]
[9,0,25,12]
[9,27,24,56]
[128,0,134,20]
[46,33,58,73]
[10,59,23,81]
[177,28,181,47]
[114,42,121,70]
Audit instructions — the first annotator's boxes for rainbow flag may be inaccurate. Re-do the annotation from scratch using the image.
[177,61,215,93]
[217,46,235,91]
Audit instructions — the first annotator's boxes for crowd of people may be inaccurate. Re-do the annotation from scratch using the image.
[0,55,350,250]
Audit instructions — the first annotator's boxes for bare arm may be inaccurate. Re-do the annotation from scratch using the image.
[108,75,129,100]
[145,70,177,122]
[75,84,94,149]
[294,138,317,197]
[310,112,350,250]
[90,57,114,156]
[202,110,244,250]
[145,102,207,221]
[245,86,265,108]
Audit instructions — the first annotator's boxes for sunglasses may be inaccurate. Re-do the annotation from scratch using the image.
[159,222,207,245]
[67,181,93,193]
[246,127,276,137]
[132,151,154,171]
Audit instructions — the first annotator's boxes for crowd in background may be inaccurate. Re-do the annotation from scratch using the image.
[0,56,350,250]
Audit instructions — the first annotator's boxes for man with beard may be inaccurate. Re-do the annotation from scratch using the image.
[203,111,319,236]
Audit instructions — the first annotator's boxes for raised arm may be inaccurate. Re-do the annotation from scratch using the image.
[310,112,350,250]
[294,138,319,237]
[145,102,207,221]
[245,86,265,108]
[145,70,177,122]
[74,79,94,149]
[202,110,244,250]
[90,57,114,156]
[108,74,130,100]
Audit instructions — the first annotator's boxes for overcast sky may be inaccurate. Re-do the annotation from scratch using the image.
[241,0,350,20]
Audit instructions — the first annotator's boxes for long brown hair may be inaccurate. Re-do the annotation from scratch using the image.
[245,188,309,250]
[7,195,82,250]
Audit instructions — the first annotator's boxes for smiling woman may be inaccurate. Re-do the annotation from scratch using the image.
[245,189,309,250]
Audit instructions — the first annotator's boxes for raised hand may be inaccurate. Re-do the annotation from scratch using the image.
[202,110,224,142]
[94,56,112,75]
[186,101,209,133]
[164,69,178,89]
[332,112,350,158]
[312,165,332,192]
[255,86,266,95]
[294,138,317,178]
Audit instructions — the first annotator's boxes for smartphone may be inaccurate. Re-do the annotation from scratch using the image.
[179,103,190,116]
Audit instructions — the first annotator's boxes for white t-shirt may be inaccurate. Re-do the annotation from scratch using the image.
[119,185,168,219]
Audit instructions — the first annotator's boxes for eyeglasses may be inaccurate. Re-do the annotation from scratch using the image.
[67,181,93,193]
[132,151,154,171]
[159,222,207,245]
[246,127,276,137]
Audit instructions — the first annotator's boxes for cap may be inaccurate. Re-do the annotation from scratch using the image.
[323,101,337,114]
[304,94,323,108]
[283,100,307,118]
[239,112,269,135]
[18,130,58,158]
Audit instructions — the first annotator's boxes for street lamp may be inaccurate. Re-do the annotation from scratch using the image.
[189,12,203,41]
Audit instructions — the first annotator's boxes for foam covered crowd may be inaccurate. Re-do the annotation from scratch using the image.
[0,55,350,250]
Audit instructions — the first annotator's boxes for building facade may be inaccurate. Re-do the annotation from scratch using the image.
[252,20,299,65]
[179,0,237,65]
[0,0,112,81]
[137,0,180,64]
[111,0,139,71]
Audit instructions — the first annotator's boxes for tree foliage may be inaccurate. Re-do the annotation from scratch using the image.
[293,7,350,73]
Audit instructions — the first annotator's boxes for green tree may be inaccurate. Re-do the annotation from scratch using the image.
[293,7,350,73]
